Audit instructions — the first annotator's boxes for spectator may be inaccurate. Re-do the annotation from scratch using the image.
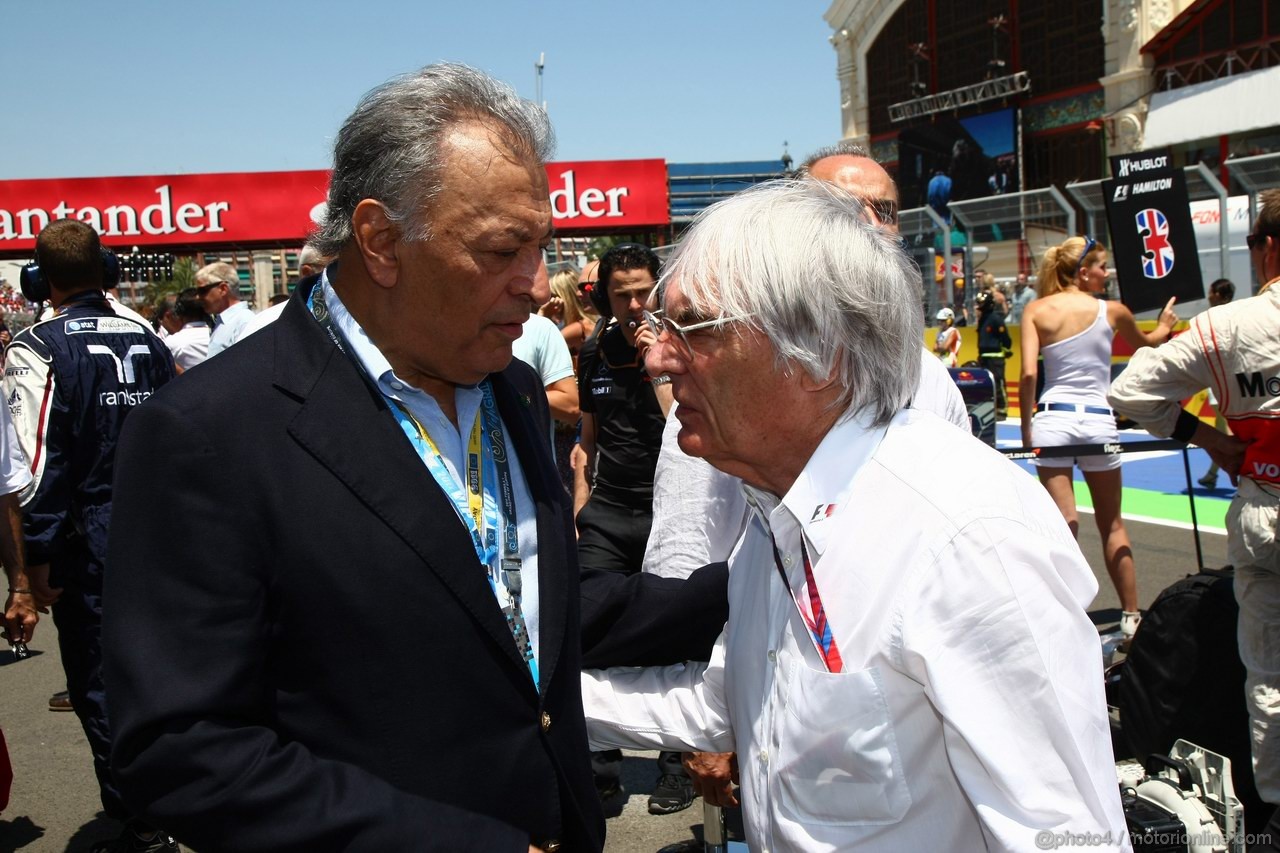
[156,288,210,373]
[583,179,1127,851]
[1008,271,1034,324]
[976,288,1012,419]
[4,219,177,852]
[934,306,961,366]
[1020,236,1177,640]
[102,62,603,852]
[574,242,670,569]
[540,266,598,360]
[194,262,254,357]
[514,260,580,437]
[1109,195,1280,836]
[0,401,34,649]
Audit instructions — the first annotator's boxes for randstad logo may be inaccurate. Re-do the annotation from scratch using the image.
[97,389,152,407]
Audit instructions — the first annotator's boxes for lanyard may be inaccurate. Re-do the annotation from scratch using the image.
[307,283,538,683]
[770,533,843,674]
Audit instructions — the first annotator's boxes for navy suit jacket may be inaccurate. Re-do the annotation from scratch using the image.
[105,278,604,852]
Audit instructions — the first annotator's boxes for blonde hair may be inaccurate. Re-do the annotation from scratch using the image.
[1037,236,1104,297]
[549,268,596,326]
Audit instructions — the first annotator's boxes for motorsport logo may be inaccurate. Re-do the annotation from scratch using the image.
[6,388,19,419]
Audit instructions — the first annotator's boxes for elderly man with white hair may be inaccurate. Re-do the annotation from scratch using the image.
[582,179,1129,852]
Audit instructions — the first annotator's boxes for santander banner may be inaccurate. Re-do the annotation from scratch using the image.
[0,158,669,253]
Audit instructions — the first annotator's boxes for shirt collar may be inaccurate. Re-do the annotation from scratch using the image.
[315,270,482,417]
[317,270,396,388]
[743,408,890,555]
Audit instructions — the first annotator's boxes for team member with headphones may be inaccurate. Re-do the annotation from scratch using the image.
[9,220,178,853]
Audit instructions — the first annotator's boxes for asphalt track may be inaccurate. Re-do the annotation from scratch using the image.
[0,425,1232,852]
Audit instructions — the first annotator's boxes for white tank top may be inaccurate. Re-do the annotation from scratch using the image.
[1040,300,1113,407]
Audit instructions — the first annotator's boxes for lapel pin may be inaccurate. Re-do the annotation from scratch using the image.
[520,394,532,408]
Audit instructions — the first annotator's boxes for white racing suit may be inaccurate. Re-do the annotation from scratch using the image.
[1109,285,1280,804]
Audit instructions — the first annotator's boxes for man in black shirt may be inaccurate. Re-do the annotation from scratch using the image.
[976,288,1012,418]
[574,243,671,576]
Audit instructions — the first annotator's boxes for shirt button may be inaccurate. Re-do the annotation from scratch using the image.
[389,381,404,391]
[767,650,777,662]
[541,712,551,733]
[783,554,793,567]
[760,749,770,764]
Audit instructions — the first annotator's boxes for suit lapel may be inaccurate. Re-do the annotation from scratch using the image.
[490,371,569,697]
[278,306,535,689]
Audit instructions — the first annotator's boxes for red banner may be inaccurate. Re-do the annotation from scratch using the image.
[0,159,668,254]
[546,159,668,230]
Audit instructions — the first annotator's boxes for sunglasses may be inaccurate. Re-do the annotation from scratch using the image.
[1247,232,1274,252]
[1075,237,1098,276]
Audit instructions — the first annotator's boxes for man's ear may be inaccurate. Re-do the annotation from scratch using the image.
[351,200,400,289]
[799,365,840,394]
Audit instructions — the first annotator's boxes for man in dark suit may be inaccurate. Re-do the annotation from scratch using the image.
[104,63,603,853]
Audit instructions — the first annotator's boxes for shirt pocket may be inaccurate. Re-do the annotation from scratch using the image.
[776,663,911,827]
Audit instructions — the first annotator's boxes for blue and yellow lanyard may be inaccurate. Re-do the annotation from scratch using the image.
[309,284,538,684]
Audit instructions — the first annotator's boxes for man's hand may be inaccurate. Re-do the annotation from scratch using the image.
[632,318,659,362]
[683,751,738,808]
[537,296,564,323]
[1205,433,1250,486]
[27,563,61,611]
[3,589,37,644]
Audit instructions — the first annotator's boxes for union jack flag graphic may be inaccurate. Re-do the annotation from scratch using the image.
[1136,207,1175,279]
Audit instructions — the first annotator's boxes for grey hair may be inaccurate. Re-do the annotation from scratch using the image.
[195,262,239,287]
[796,140,872,175]
[297,243,331,272]
[312,62,555,256]
[660,179,922,427]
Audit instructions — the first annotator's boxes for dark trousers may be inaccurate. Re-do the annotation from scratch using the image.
[576,495,652,577]
[51,546,128,820]
[979,355,1008,415]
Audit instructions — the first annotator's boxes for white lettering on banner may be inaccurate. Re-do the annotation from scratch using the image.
[0,186,232,242]
[1133,178,1173,194]
[1117,155,1170,177]
[548,170,629,220]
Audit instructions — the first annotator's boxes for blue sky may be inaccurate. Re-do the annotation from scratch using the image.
[4,1,839,180]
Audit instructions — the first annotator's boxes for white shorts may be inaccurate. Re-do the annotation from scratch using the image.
[1030,410,1121,472]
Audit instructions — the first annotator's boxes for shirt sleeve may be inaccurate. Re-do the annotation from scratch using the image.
[1108,318,1216,437]
[896,518,1127,852]
[4,337,69,563]
[581,626,735,754]
[537,322,575,387]
[0,399,31,495]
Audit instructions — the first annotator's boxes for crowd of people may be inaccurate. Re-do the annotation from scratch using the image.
[1,60,1278,853]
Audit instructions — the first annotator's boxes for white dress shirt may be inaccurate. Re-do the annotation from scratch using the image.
[585,408,1128,852]
[163,322,210,371]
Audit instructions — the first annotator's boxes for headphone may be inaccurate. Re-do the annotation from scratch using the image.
[19,247,120,303]
[590,243,660,320]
